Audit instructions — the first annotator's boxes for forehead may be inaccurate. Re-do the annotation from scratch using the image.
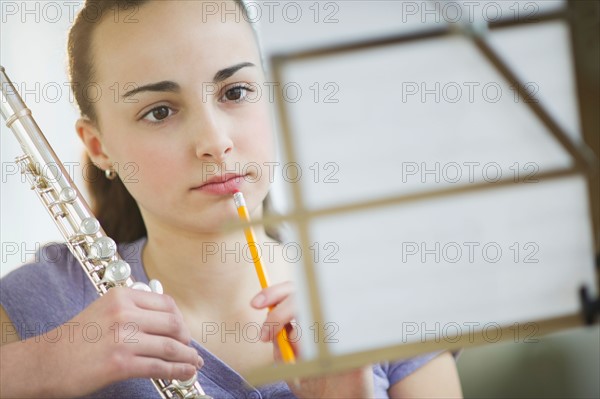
[90,0,259,84]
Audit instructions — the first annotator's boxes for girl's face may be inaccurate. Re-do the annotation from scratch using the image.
[83,1,274,233]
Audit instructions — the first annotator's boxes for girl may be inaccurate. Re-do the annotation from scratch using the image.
[0,1,463,397]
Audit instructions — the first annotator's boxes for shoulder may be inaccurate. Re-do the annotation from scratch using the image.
[0,242,87,338]
[387,351,463,398]
[1,236,147,295]
[0,242,85,299]
[0,237,147,339]
[377,349,461,388]
[383,351,446,385]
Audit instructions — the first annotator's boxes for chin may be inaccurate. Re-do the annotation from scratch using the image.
[197,207,241,232]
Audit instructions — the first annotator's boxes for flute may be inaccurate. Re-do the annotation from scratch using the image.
[0,66,211,399]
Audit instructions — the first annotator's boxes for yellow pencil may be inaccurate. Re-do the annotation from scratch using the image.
[233,191,296,364]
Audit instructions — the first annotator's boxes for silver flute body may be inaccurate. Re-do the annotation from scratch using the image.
[0,66,211,399]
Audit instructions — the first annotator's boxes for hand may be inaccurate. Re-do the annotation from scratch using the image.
[251,282,375,398]
[25,287,201,398]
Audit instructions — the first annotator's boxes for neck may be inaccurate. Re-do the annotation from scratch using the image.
[140,212,273,319]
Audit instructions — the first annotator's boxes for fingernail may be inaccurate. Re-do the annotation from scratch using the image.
[197,355,204,369]
[252,294,266,307]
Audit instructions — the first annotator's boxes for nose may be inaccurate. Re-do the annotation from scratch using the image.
[193,111,234,163]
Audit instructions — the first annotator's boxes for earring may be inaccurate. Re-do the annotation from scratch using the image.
[105,167,117,180]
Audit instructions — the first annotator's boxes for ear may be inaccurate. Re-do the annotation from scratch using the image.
[76,118,111,170]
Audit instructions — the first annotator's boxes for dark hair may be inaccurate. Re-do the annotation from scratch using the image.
[68,0,282,243]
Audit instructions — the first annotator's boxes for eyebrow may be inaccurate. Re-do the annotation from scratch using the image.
[122,81,179,99]
[121,62,256,99]
[213,62,255,82]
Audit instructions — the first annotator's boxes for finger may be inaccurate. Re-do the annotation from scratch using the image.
[251,281,294,309]
[273,339,282,362]
[125,357,198,382]
[281,324,300,356]
[260,302,295,342]
[285,323,301,345]
[129,309,192,345]
[132,335,202,367]
[127,290,182,315]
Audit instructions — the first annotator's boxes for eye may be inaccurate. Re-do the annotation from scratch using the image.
[221,84,255,103]
[141,106,174,123]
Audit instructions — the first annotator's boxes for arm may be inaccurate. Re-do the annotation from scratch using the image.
[388,351,463,399]
[0,315,58,398]
[0,305,20,344]
[0,305,48,398]
[0,289,201,398]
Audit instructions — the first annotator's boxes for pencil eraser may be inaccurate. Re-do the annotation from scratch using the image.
[233,191,245,207]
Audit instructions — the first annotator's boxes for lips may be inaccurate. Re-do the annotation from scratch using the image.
[193,173,246,195]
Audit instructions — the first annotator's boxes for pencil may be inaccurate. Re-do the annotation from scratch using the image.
[233,191,296,364]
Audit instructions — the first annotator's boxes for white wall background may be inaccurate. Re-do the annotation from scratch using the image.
[2,1,84,275]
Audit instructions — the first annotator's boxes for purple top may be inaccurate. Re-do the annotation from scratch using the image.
[0,238,456,398]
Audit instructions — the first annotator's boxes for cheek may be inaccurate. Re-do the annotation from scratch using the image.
[117,140,179,199]
[238,104,275,161]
